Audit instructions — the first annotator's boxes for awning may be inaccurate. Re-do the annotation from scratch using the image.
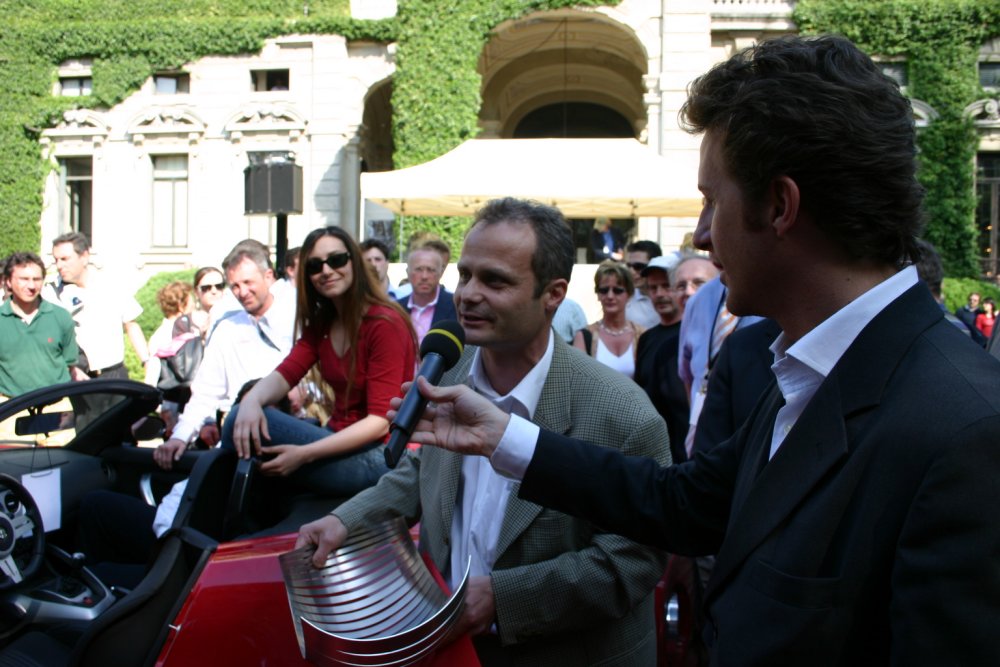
[360,138,703,218]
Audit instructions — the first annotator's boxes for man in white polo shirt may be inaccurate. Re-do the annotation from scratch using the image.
[46,232,148,381]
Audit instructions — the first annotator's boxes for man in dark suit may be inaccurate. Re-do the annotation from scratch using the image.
[691,318,780,456]
[396,243,456,344]
[397,35,1000,665]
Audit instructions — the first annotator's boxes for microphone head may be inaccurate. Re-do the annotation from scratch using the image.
[419,320,465,369]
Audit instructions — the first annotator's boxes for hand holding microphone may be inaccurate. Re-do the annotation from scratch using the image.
[384,320,465,468]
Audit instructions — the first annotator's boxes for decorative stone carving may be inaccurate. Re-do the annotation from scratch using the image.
[909,99,939,128]
[41,109,109,139]
[127,106,206,146]
[965,98,1000,127]
[224,104,309,143]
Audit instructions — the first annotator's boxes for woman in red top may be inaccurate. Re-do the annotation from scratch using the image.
[228,226,416,495]
[976,297,996,340]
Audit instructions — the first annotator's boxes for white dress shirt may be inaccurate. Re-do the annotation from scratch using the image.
[768,265,917,458]
[447,333,554,592]
[170,287,296,444]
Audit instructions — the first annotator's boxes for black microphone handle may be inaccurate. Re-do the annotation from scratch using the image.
[384,352,447,468]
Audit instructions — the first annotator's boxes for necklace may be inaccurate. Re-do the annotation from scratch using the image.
[599,320,629,336]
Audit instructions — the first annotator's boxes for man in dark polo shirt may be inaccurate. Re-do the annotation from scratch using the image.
[0,252,78,398]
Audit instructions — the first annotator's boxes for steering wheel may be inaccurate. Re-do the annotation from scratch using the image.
[0,474,45,589]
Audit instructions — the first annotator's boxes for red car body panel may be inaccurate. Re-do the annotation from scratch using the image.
[156,533,307,666]
[156,532,481,667]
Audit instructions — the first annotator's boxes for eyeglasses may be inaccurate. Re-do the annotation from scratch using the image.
[597,286,627,296]
[198,282,225,294]
[626,262,648,272]
[673,280,708,292]
[305,251,351,276]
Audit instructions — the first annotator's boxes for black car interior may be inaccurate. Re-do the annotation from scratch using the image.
[0,380,343,665]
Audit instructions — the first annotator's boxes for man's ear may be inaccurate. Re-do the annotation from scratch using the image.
[768,175,801,238]
[542,278,568,315]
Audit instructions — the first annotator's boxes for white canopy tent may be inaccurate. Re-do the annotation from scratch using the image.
[360,138,703,221]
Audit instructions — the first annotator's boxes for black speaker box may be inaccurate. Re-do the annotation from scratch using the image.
[244,162,303,214]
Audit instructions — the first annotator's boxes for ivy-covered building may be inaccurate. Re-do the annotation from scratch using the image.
[4,0,999,290]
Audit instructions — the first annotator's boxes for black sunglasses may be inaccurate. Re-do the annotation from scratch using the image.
[198,282,225,294]
[626,262,648,272]
[597,286,627,296]
[306,251,351,276]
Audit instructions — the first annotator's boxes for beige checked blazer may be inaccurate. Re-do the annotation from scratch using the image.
[334,337,671,666]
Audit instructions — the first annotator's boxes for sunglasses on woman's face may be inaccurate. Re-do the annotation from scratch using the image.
[597,286,627,296]
[306,251,351,276]
[198,282,225,294]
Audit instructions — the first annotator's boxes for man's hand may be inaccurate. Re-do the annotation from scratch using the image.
[448,576,496,640]
[154,438,187,470]
[70,367,89,382]
[388,377,510,459]
[296,515,348,569]
[197,422,220,448]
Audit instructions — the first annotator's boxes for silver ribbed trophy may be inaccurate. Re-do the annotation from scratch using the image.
[279,517,470,667]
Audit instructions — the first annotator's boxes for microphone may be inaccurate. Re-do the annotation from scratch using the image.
[384,320,465,468]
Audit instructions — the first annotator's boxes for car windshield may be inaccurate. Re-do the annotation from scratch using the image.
[0,383,151,449]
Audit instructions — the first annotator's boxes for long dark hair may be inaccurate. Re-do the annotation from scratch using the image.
[295,227,415,406]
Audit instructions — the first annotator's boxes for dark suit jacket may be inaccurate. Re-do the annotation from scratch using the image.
[635,322,688,461]
[692,319,781,455]
[518,284,1000,666]
[590,227,624,261]
[396,287,457,327]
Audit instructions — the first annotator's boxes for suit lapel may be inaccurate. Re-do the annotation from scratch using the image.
[705,283,943,602]
[706,378,849,599]
[495,339,574,560]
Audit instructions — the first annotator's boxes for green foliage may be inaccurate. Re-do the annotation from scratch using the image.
[942,276,1000,313]
[8,0,998,272]
[795,0,1000,277]
[390,0,621,254]
[5,0,351,21]
[124,268,197,380]
[0,0,391,259]
[134,269,198,337]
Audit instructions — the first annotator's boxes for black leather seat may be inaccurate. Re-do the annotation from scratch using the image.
[0,527,216,667]
[171,447,236,539]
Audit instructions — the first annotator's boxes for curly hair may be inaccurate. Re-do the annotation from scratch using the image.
[156,281,194,318]
[680,35,923,266]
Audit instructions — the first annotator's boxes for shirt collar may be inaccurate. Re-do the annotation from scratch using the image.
[467,331,554,420]
[771,265,918,378]
[407,286,441,311]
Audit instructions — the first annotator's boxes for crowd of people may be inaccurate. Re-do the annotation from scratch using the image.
[2,32,1000,667]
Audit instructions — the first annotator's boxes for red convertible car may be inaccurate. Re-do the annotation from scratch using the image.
[0,380,699,666]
